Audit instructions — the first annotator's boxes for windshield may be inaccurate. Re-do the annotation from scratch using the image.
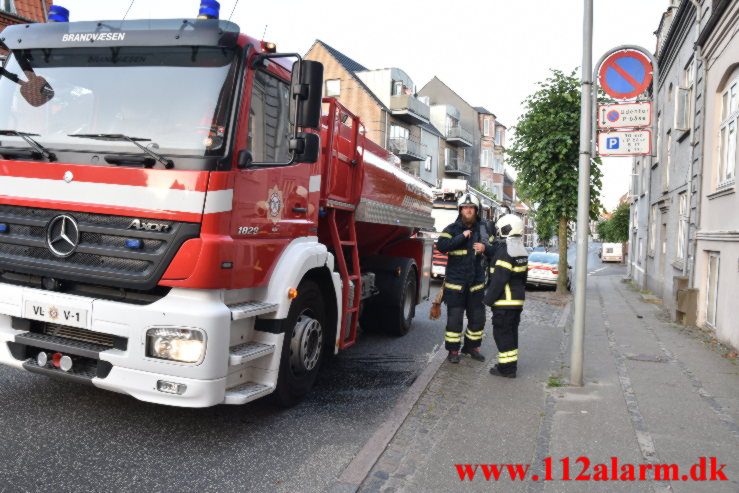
[431,208,459,232]
[0,46,239,167]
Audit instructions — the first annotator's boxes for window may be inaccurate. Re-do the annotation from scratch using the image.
[717,77,738,187]
[656,114,662,164]
[493,184,503,199]
[325,79,340,98]
[663,132,671,192]
[481,148,492,167]
[649,205,657,253]
[424,155,432,172]
[495,128,504,146]
[677,193,687,259]
[675,59,694,131]
[390,124,409,140]
[483,118,490,137]
[706,252,720,328]
[494,157,503,173]
[0,0,15,13]
[249,70,291,163]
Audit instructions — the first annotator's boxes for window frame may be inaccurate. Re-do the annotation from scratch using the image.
[0,0,16,14]
[325,78,340,98]
[705,251,720,328]
[677,192,687,259]
[717,76,738,189]
[483,118,490,137]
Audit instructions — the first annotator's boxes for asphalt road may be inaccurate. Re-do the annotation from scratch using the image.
[0,282,446,493]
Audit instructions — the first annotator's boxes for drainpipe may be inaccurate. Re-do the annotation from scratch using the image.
[41,0,48,21]
[685,0,704,287]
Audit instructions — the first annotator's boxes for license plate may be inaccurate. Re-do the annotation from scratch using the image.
[532,269,545,275]
[24,300,88,328]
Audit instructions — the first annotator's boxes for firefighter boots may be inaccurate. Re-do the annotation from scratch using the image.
[461,346,485,362]
[447,351,460,364]
[489,364,516,378]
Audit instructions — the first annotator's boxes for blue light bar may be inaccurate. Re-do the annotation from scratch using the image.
[198,0,220,19]
[0,223,7,233]
[48,5,70,23]
[125,239,142,249]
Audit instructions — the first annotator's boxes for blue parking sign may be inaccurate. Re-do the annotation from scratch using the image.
[606,137,620,149]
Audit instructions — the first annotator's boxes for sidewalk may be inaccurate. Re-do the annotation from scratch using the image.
[356,275,739,492]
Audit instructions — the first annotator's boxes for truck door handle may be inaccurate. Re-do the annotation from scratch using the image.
[292,207,307,213]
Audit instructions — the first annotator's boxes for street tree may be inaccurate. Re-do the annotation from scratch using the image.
[598,202,629,243]
[507,69,603,293]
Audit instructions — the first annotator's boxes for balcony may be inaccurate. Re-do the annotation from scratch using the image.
[389,138,427,161]
[446,125,473,147]
[444,155,471,176]
[390,95,430,125]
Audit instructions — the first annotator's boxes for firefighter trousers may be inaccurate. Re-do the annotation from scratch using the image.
[492,308,521,374]
[444,287,485,351]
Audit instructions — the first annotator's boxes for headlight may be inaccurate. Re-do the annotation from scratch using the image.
[146,327,205,363]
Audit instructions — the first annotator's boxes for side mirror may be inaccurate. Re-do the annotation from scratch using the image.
[292,60,323,130]
[237,150,253,169]
[289,132,320,164]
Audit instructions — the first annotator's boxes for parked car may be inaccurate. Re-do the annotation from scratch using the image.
[533,246,548,253]
[526,253,571,290]
[526,246,534,254]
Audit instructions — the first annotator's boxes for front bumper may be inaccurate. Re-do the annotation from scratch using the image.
[0,283,233,407]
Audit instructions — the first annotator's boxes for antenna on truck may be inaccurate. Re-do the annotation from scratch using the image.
[262,24,268,41]
[228,0,239,21]
[122,0,136,21]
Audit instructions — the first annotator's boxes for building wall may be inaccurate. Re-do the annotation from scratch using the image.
[418,77,481,185]
[644,1,704,312]
[305,43,385,148]
[694,0,739,349]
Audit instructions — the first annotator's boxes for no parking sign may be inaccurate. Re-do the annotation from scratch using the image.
[598,49,653,100]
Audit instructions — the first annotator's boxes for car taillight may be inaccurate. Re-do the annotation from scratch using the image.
[552,269,558,274]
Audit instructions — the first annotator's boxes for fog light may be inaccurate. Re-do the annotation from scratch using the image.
[157,380,187,395]
[125,239,142,249]
[59,355,73,372]
[146,327,205,363]
[36,351,48,367]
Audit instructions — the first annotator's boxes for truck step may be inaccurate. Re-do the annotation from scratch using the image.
[229,301,278,320]
[223,382,274,405]
[229,342,276,366]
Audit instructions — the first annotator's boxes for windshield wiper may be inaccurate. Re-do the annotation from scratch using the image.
[0,130,56,161]
[68,134,174,169]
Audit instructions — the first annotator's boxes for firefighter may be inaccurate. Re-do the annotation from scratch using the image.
[483,214,528,378]
[436,193,489,363]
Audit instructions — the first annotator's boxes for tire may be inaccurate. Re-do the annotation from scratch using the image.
[390,266,417,337]
[359,257,417,337]
[273,280,325,407]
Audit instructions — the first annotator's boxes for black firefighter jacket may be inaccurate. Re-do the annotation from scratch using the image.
[483,242,528,309]
[436,218,489,293]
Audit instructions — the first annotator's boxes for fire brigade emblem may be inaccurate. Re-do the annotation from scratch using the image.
[49,307,59,321]
[267,185,283,223]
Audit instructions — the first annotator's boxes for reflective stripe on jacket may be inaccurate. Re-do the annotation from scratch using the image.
[436,218,488,289]
[483,245,528,309]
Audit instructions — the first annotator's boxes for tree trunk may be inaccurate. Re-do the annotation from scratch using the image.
[557,215,569,294]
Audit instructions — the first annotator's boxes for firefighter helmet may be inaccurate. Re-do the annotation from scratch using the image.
[457,193,480,212]
[496,214,524,238]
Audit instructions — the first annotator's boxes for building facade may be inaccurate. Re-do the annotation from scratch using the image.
[1,0,48,34]
[630,0,738,351]
[693,0,738,349]
[305,40,431,177]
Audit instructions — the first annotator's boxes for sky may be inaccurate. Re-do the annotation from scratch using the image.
[60,0,670,210]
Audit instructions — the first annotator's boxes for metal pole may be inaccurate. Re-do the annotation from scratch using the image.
[570,0,593,388]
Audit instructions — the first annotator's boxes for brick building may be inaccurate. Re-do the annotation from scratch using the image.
[0,0,48,31]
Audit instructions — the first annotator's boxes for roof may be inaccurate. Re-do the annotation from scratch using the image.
[420,122,444,138]
[419,76,476,113]
[310,39,387,111]
[495,121,507,128]
[317,39,368,73]
[473,106,495,116]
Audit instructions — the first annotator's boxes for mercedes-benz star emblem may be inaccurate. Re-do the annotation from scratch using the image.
[46,215,80,258]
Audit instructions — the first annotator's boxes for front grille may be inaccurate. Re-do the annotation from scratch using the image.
[40,323,116,348]
[0,204,199,289]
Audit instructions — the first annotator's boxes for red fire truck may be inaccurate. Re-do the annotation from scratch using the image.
[0,6,434,407]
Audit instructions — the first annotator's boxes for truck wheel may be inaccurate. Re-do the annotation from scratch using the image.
[274,280,325,407]
[388,265,417,337]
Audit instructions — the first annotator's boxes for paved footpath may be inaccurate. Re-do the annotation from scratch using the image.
[353,275,739,492]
